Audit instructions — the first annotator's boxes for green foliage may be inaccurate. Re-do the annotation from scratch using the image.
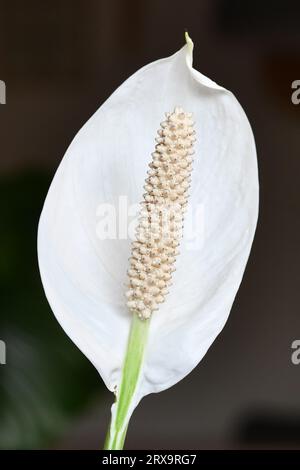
[0,170,103,449]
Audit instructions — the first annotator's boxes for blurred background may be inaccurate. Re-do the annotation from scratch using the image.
[0,0,299,449]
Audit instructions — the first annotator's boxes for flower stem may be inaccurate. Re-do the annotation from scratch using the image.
[103,313,150,450]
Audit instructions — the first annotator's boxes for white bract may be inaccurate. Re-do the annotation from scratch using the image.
[38,35,258,446]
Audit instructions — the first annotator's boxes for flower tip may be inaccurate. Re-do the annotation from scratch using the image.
[184,30,194,51]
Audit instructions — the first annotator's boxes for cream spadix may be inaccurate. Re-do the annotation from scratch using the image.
[126,107,195,320]
[37,33,259,449]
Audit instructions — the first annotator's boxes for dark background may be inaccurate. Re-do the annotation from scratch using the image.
[0,0,299,449]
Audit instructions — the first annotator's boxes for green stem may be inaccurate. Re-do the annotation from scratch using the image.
[103,312,150,450]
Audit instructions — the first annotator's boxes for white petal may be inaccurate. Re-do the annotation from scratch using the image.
[38,40,258,401]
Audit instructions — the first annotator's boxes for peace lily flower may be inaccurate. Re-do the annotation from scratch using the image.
[38,33,259,449]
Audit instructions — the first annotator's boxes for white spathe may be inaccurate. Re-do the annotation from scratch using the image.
[38,39,259,406]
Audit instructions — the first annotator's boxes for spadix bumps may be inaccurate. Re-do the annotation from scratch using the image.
[126,107,196,319]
